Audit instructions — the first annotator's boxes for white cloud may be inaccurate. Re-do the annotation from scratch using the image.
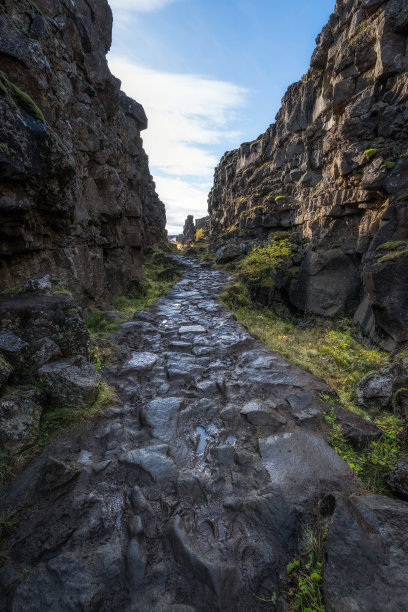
[108,56,249,231]
[154,176,211,234]
[109,0,179,13]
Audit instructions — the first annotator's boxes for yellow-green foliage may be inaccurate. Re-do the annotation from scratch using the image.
[0,72,45,123]
[238,240,292,284]
[376,241,408,263]
[378,249,408,263]
[195,228,204,241]
[364,148,383,162]
[348,20,368,46]
[382,159,396,170]
[230,308,387,404]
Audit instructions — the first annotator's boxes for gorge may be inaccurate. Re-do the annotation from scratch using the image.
[0,0,408,611]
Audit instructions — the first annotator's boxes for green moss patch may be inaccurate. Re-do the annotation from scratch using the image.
[0,72,45,123]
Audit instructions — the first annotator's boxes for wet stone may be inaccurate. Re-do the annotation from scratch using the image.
[179,325,207,335]
[286,391,323,425]
[122,352,158,373]
[240,399,286,428]
[119,445,178,482]
[143,397,184,442]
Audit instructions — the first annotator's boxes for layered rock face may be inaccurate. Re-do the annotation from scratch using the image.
[0,0,166,307]
[208,0,408,349]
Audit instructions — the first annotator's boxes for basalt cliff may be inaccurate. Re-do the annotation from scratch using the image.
[208,0,408,350]
[0,0,166,307]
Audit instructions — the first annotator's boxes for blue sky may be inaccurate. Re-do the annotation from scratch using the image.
[108,0,334,234]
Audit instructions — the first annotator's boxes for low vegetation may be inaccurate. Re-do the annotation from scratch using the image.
[0,71,45,123]
[86,245,181,335]
[221,281,405,493]
[238,239,292,285]
[376,240,408,263]
[286,529,326,612]
[323,406,401,492]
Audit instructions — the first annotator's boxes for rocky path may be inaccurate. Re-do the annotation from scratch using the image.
[1,258,408,612]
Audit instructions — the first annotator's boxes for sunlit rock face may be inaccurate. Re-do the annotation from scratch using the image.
[208,0,408,349]
[0,0,166,307]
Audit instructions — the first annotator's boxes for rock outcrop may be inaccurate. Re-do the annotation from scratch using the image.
[0,0,166,308]
[208,0,408,349]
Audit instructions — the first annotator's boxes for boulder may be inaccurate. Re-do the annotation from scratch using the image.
[324,493,408,611]
[119,444,178,482]
[0,330,28,364]
[356,364,408,410]
[142,397,184,443]
[384,457,408,500]
[122,352,158,373]
[30,337,62,367]
[240,399,286,428]
[38,457,80,492]
[0,390,42,454]
[12,553,102,611]
[0,294,90,358]
[39,356,101,408]
[335,407,382,450]
[215,242,246,264]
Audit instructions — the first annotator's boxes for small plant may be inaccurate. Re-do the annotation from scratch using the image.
[382,159,396,170]
[364,148,383,162]
[286,528,325,611]
[195,228,204,241]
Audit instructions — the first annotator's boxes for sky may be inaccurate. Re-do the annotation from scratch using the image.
[108,0,335,234]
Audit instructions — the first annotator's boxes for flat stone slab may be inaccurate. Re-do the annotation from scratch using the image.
[143,397,184,442]
[122,352,158,373]
[120,445,178,482]
[240,399,286,428]
[179,325,207,334]
[324,493,408,612]
[259,431,352,499]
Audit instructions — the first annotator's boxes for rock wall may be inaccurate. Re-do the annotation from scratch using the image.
[208,0,408,350]
[0,0,166,307]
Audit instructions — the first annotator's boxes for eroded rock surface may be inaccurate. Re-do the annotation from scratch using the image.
[0,0,166,307]
[207,0,408,349]
[1,258,406,610]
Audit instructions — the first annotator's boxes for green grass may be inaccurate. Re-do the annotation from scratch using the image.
[323,407,402,492]
[0,382,115,488]
[286,529,326,612]
[220,283,406,492]
[376,241,408,263]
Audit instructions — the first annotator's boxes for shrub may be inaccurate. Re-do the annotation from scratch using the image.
[195,228,204,241]
[238,239,292,284]
[220,282,251,309]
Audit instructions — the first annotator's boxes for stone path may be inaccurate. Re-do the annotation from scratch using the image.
[1,258,407,612]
